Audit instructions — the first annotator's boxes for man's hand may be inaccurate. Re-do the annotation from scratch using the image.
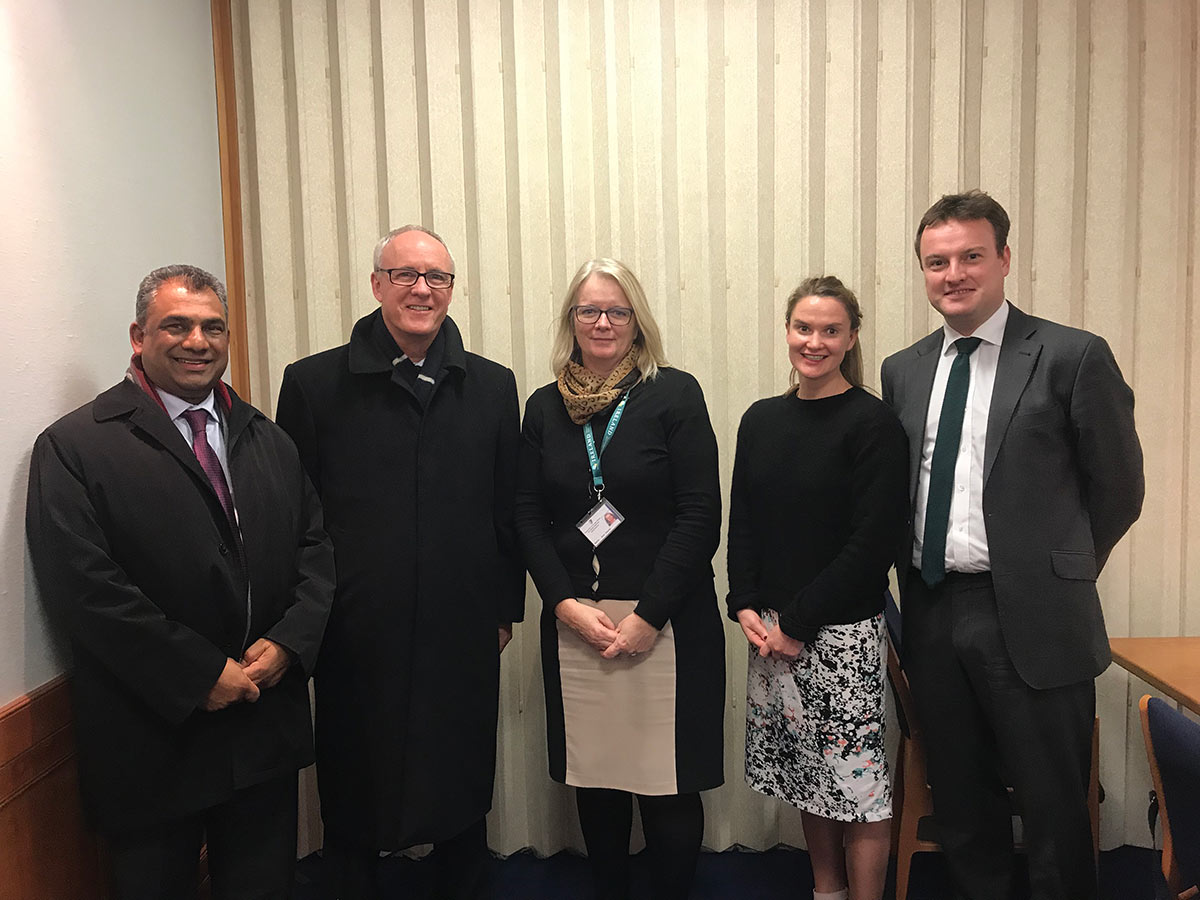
[241,638,292,689]
[555,598,619,653]
[202,657,261,711]
[600,612,658,660]
[499,623,513,653]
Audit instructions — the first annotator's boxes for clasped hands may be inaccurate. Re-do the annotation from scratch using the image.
[736,609,804,661]
[201,638,292,712]
[556,598,658,659]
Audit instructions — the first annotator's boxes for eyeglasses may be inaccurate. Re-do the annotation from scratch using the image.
[377,268,455,289]
[572,305,634,326]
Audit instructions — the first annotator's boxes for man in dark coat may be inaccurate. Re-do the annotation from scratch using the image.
[26,264,335,899]
[275,225,524,899]
[881,191,1143,900]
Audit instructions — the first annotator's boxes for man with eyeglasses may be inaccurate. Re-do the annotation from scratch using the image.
[276,225,524,899]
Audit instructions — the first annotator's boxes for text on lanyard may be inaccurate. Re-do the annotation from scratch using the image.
[583,391,630,498]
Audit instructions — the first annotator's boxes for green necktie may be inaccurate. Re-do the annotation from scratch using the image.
[921,336,983,587]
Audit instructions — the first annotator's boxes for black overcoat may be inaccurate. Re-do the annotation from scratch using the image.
[276,312,524,849]
[25,379,335,833]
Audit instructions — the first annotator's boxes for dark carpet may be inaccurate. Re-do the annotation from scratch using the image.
[294,844,1160,898]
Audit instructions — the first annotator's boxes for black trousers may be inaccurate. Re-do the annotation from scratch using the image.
[107,773,299,900]
[321,817,491,900]
[902,571,1096,900]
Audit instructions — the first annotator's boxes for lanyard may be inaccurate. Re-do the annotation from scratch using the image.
[583,392,629,497]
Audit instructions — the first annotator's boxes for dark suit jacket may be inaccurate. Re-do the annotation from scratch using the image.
[26,379,334,833]
[881,303,1144,690]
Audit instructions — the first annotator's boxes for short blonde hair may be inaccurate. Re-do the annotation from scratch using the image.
[550,258,668,382]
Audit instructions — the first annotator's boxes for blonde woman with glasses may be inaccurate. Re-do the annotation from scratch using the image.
[516,258,725,900]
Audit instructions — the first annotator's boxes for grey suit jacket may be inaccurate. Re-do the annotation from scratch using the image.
[880,303,1144,690]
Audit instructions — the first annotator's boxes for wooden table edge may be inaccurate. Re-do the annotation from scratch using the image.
[1109,637,1200,714]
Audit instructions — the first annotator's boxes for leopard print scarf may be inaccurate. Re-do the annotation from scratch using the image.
[556,349,639,424]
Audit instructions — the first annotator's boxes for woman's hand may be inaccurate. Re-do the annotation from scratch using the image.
[555,598,619,652]
[735,609,770,653]
[601,612,659,659]
[760,624,804,661]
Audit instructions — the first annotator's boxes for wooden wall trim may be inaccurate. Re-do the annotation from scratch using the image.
[0,675,73,808]
[211,0,251,403]
[0,676,109,900]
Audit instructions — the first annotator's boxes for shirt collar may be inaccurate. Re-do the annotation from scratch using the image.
[941,299,1009,355]
[159,388,218,423]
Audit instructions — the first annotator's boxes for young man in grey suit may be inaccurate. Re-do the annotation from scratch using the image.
[881,190,1144,900]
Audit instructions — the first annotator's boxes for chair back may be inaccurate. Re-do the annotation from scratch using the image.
[1140,694,1200,896]
[883,589,917,740]
[884,587,902,658]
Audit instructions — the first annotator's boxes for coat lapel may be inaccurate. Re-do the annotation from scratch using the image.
[223,388,257,456]
[984,304,1042,485]
[96,381,222,500]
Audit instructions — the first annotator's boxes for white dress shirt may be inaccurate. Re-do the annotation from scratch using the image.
[912,301,1009,572]
[159,388,235,496]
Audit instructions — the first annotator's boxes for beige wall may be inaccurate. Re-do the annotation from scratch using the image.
[1,0,226,704]
[232,0,1200,853]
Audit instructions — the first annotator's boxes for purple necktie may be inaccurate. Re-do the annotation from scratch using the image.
[181,408,237,531]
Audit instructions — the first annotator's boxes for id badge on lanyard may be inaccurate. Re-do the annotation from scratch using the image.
[576,391,629,548]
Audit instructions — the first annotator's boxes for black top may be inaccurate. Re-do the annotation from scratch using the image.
[726,386,908,642]
[515,367,721,629]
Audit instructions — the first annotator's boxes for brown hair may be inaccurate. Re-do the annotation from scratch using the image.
[914,189,1010,261]
[784,275,863,390]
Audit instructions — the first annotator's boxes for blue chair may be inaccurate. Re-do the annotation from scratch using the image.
[1140,694,1200,899]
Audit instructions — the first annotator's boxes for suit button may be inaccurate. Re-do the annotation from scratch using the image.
[218,543,229,555]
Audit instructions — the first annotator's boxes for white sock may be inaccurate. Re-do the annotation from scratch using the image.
[813,890,849,900]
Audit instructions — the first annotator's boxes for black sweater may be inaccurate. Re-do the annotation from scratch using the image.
[726,386,908,642]
[516,367,721,629]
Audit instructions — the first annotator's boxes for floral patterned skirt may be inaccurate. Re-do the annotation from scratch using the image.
[743,611,891,822]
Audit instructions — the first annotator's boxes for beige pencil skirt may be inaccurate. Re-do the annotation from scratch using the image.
[556,598,679,795]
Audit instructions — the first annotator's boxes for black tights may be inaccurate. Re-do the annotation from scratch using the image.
[575,788,703,900]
